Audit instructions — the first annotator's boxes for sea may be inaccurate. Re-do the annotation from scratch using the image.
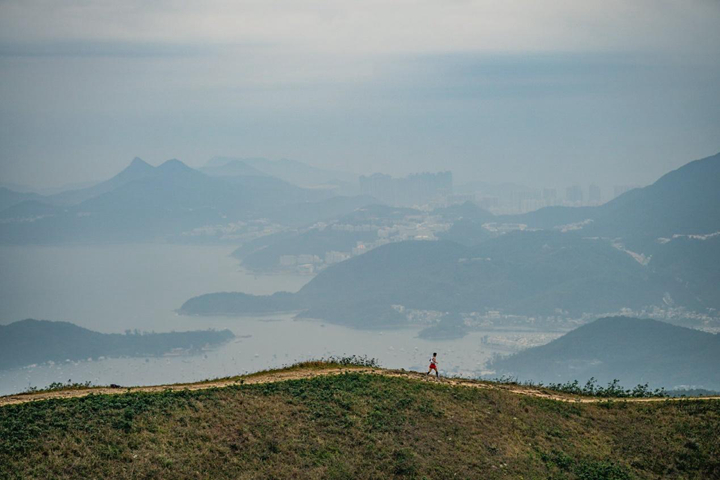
[0,244,558,395]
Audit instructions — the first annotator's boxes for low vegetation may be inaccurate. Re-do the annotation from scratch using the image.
[22,380,95,395]
[495,376,668,398]
[1,365,718,479]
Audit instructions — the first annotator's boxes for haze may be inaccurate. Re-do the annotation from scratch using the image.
[1,0,720,398]
[2,0,720,190]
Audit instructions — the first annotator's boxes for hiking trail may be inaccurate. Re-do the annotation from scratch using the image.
[2,367,718,407]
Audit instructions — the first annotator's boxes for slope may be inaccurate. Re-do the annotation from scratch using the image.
[47,157,156,206]
[510,151,720,242]
[1,365,718,479]
[488,317,720,390]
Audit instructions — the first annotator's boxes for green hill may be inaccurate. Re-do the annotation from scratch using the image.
[488,317,720,391]
[1,366,718,479]
[182,231,704,324]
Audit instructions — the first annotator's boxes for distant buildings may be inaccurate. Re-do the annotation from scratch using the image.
[325,251,350,264]
[357,170,621,213]
[352,243,368,256]
[542,188,557,206]
[565,185,584,205]
[279,254,321,270]
[297,254,321,264]
[476,196,499,210]
[513,190,541,213]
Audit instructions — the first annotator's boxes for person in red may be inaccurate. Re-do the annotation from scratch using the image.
[427,352,439,378]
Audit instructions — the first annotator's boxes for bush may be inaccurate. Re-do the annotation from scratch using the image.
[545,378,667,398]
[491,376,667,398]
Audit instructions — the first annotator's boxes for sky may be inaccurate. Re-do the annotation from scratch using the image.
[1,0,719,191]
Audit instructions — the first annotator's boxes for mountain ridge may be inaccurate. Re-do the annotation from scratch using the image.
[2,364,718,479]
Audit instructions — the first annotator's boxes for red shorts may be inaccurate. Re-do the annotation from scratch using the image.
[429,364,437,370]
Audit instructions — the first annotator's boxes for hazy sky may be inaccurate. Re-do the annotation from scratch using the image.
[1,0,719,190]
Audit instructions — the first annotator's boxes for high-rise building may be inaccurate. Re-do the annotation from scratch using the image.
[542,188,557,206]
[588,184,602,205]
[517,190,542,213]
[565,185,584,204]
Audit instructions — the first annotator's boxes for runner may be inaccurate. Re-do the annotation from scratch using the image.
[427,352,439,378]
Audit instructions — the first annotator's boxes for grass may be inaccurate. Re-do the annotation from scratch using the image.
[10,356,379,397]
[19,379,96,395]
[492,376,669,398]
[1,367,719,479]
[242,355,381,379]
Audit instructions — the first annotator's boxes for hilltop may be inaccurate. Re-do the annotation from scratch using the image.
[488,317,720,391]
[1,363,719,479]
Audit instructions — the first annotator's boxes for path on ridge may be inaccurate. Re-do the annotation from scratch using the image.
[2,367,718,407]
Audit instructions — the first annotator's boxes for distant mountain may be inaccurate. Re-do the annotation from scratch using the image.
[433,201,493,221]
[47,157,157,206]
[0,158,370,243]
[207,156,359,191]
[205,156,267,168]
[0,182,39,194]
[434,202,496,246]
[488,317,720,390]
[181,152,720,326]
[294,232,689,317]
[0,159,231,243]
[511,152,720,243]
[0,187,44,211]
[648,233,720,310]
[0,180,99,196]
[0,319,234,370]
[182,230,707,326]
[598,152,720,238]
[199,159,268,177]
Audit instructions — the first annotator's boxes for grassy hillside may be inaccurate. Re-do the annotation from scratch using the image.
[1,367,718,479]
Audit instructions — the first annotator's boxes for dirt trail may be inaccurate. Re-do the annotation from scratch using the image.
[1,367,718,407]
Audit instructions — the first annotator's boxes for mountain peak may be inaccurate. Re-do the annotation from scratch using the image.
[130,157,150,167]
[157,159,192,172]
[114,157,154,179]
[121,157,154,175]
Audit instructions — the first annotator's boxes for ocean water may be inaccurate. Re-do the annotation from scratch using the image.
[0,244,557,395]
